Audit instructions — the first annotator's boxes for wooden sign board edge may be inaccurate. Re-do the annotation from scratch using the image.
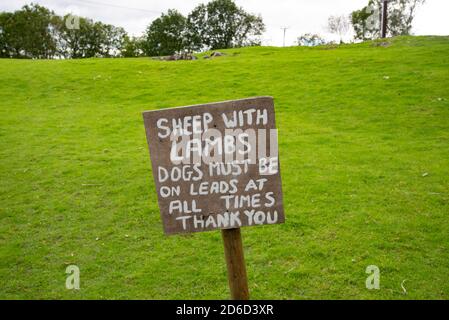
[142,96,285,236]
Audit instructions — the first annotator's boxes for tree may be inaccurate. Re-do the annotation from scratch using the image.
[327,15,350,43]
[55,16,95,58]
[55,16,127,58]
[0,12,15,58]
[387,0,426,36]
[351,4,378,41]
[142,9,187,56]
[186,0,265,51]
[121,35,144,57]
[351,0,425,40]
[96,23,127,57]
[0,4,57,58]
[0,4,129,59]
[297,33,326,47]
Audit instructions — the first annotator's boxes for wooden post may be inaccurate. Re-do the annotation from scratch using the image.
[381,0,388,38]
[221,228,249,300]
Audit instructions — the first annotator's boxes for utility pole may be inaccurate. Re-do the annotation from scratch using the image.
[281,27,289,47]
[381,0,388,38]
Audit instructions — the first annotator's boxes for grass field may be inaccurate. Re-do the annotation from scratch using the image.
[0,36,448,299]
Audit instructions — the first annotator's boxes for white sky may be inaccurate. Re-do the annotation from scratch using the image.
[1,0,448,46]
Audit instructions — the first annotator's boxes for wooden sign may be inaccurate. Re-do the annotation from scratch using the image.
[143,97,285,235]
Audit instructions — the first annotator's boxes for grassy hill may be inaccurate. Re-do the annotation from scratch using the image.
[0,36,448,299]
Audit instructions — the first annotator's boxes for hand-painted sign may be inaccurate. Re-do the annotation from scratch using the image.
[143,97,284,235]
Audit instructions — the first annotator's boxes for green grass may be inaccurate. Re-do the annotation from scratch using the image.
[0,36,448,299]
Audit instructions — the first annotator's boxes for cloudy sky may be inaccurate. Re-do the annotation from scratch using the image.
[1,0,448,46]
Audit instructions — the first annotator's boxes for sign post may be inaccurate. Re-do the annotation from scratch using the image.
[143,97,284,299]
[222,228,249,300]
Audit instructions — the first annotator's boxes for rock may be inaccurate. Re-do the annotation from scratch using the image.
[371,41,390,47]
[211,51,224,57]
[161,53,198,61]
[167,54,179,61]
[203,55,210,59]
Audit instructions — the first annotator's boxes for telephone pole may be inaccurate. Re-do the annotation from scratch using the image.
[281,27,289,47]
[381,0,388,38]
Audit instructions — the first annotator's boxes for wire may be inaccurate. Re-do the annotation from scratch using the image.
[71,0,162,14]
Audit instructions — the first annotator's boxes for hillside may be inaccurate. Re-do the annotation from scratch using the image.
[0,36,448,299]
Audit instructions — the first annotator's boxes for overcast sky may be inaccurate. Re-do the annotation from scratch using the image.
[1,0,448,46]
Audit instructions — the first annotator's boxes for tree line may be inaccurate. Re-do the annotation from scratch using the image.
[0,0,264,59]
[0,4,127,59]
[1,0,425,57]
[299,0,425,46]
